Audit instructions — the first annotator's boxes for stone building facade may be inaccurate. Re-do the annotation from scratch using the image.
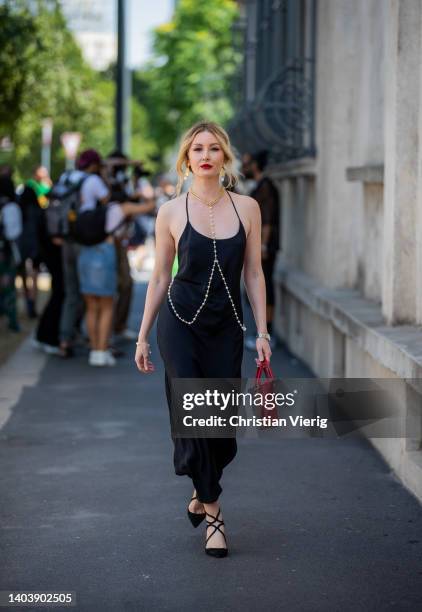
[230,0,422,501]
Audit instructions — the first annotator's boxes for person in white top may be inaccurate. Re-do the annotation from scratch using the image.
[0,174,22,332]
[75,149,154,367]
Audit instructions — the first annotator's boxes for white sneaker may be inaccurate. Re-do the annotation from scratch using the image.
[103,350,116,366]
[42,343,62,356]
[31,337,43,351]
[31,337,61,355]
[121,328,138,340]
[89,350,116,366]
[89,350,104,366]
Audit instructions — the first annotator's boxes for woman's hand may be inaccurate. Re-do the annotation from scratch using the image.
[256,337,272,363]
[135,340,155,373]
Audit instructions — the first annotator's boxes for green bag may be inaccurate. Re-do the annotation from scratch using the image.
[172,254,179,277]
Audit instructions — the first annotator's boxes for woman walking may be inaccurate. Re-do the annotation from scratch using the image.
[135,121,272,557]
[76,149,154,366]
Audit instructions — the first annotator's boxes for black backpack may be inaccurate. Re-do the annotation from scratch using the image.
[71,203,129,246]
[48,172,127,246]
[71,203,109,246]
[45,171,88,239]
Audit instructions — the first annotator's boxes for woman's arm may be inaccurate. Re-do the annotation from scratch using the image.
[120,200,156,217]
[135,202,175,372]
[243,197,272,362]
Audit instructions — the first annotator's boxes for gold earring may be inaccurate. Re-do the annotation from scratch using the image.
[219,166,226,182]
[184,164,190,181]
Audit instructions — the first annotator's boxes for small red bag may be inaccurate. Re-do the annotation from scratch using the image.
[254,358,278,425]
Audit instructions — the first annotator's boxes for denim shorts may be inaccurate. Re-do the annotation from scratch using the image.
[77,241,117,297]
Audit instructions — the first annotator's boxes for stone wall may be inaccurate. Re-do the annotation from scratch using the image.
[270,0,422,502]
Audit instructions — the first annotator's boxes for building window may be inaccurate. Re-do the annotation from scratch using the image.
[229,0,317,162]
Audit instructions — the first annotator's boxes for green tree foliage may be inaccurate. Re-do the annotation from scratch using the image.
[133,0,241,157]
[0,0,116,180]
[0,0,240,181]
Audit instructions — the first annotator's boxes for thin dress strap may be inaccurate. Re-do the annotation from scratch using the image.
[185,191,190,222]
[186,189,239,225]
[226,190,241,222]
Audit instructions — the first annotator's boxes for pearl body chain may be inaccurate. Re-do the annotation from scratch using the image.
[167,189,247,332]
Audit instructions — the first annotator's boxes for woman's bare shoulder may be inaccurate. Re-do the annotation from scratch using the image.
[156,195,187,246]
[227,190,259,209]
[226,191,260,239]
[157,194,186,219]
[227,191,260,225]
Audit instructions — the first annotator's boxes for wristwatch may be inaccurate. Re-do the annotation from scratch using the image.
[257,332,271,341]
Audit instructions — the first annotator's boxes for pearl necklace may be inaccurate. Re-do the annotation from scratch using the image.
[167,188,247,332]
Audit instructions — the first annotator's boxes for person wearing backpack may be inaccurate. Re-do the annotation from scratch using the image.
[50,168,88,358]
[75,149,153,366]
[0,174,22,332]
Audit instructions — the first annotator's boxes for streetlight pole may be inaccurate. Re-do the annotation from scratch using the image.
[116,0,131,153]
[41,118,53,174]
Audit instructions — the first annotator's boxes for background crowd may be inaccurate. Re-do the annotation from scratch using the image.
[0,151,174,365]
[0,148,279,367]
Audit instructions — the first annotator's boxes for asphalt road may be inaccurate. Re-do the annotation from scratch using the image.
[1,281,422,612]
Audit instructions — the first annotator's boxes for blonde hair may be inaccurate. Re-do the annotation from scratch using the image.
[174,120,239,196]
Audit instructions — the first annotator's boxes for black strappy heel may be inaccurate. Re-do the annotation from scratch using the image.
[187,494,206,528]
[205,508,228,558]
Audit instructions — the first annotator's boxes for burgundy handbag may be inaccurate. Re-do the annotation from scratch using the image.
[254,357,278,425]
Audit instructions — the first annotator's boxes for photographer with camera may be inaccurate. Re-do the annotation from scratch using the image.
[104,151,156,342]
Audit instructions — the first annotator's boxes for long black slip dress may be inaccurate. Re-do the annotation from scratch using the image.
[156,189,246,503]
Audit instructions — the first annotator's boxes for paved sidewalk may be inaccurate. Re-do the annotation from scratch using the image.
[1,281,422,612]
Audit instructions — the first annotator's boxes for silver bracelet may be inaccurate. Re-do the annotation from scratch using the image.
[256,332,271,341]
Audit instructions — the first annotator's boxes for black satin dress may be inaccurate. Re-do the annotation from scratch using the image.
[156,190,246,503]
